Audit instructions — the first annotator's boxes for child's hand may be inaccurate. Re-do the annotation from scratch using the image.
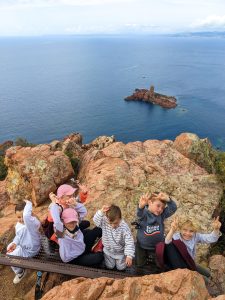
[139,193,150,209]
[157,192,170,202]
[7,243,16,253]
[212,216,221,231]
[49,192,58,203]
[170,216,179,232]
[125,256,133,267]
[101,205,111,213]
[77,182,88,194]
[66,197,78,206]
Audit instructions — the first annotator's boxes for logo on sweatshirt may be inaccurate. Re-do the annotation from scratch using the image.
[144,224,160,236]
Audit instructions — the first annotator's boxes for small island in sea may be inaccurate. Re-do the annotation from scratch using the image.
[124,85,177,108]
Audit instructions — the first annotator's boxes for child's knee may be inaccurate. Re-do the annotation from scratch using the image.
[105,257,116,269]
[116,263,126,271]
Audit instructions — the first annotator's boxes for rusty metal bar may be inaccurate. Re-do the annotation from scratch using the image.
[0,254,137,279]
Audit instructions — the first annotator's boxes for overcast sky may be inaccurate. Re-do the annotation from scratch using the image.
[0,0,225,36]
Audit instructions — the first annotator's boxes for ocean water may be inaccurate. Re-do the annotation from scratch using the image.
[0,35,225,149]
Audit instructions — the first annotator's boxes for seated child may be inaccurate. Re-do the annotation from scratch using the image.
[50,205,103,266]
[136,192,177,267]
[43,184,89,242]
[93,204,135,270]
[165,216,221,278]
[7,200,41,284]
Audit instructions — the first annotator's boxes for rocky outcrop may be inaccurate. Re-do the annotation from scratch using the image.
[125,85,177,108]
[83,135,116,151]
[4,145,74,206]
[173,133,216,173]
[79,134,223,261]
[0,180,9,212]
[0,140,13,155]
[42,269,209,300]
[49,132,83,159]
[208,255,225,296]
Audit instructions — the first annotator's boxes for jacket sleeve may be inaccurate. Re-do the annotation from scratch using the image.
[136,206,147,220]
[124,227,135,258]
[196,231,221,244]
[162,199,177,219]
[23,200,41,232]
[50,203,64,233]
[93,210,105,228]
[74,203,87,221]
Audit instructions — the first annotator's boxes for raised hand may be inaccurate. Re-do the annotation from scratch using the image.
[49,192,58,203]
[157,192,170,202]
[101,205,111,213]
[139,193,150,209]
[212,216,221,231]
[170,216,179,232]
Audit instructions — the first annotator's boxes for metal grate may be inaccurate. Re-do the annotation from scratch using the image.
[0,235,156,278]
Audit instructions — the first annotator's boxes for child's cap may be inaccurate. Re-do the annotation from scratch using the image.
[62,208,78,223]
[57,184,77,198]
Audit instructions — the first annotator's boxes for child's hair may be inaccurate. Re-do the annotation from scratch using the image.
[106,205,122,221]
[180,219,198,232]
[15,202,26,213]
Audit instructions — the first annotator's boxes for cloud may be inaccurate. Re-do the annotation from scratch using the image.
[0,0,134,8]
[191,15,225,30]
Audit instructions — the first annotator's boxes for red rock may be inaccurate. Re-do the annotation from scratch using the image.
[42,269,209,300]
[4,145,74,206]
[125,86,177,109]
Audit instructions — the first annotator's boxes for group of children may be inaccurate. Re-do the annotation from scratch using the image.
[7,182,222,285]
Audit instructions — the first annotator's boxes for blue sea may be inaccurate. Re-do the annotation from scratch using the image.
[0,35,225,149]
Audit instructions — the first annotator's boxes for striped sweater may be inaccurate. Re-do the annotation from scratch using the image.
[93,210,135,259]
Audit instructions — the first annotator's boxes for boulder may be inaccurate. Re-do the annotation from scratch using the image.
[173,133,216,173]
[79,138,223,261]
[4,145,74,206]
[208,255,225,296]
[41,269,209,300]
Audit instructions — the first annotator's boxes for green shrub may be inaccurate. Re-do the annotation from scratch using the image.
[215,151,225,184]
[0,155,7,180]
[15,137,35,147]
[65,151,80,178]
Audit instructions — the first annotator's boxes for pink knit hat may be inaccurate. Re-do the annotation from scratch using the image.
[57,184,77,198]
[62,208,79,223]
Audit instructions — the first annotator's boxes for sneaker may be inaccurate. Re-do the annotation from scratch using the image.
[91,238,103,253]
[13,269,27,284]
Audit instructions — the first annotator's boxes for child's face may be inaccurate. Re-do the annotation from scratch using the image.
[64,221,77,231]
[180,226,195,241]
[148,199,166,216]
[59,194,74,206]
[16,211,24,224]
[108,218,121,229]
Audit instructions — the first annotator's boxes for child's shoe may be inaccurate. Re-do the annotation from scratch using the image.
[13,269,27,284]
[91,238,103,253]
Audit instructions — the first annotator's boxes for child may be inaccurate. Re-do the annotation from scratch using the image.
[50,205,103,266]
[7,200,41,284]
[136,192,177,267]
[165,216,221,278]
[43,184,89,242]
[70,179,89,204]
[93,204,135,270]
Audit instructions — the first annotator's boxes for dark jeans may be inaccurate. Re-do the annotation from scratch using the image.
[79,220,90,232]
[164,243,189,270]
[69,227,103,267]
[135,242,156,266]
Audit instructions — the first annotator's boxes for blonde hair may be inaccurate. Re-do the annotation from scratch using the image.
[179,219,199,232]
